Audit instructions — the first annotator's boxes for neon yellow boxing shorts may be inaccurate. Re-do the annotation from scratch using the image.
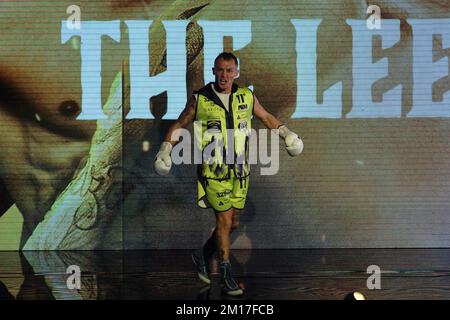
[197,171,249,212]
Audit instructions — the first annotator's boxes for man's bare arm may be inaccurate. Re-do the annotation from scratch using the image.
[253,94,303,156]
[164,95,196,145]
[253,95,283,130]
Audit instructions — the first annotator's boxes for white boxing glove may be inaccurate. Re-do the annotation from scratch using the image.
[154,141,173,175]
[279,125,303,157]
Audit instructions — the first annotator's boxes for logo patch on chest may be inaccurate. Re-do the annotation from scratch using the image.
[238,120,248,130]
[207,119,222,132]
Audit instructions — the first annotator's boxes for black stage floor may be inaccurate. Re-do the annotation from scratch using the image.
[0,249,449,300]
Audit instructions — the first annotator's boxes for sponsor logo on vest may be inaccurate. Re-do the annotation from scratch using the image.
[238,104,248,110]
[207,120,221,132]
[238,121,248,130]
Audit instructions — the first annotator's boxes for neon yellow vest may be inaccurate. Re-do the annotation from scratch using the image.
[195,83,254,180]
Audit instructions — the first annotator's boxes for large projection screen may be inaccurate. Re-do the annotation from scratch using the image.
[0,0,449,250]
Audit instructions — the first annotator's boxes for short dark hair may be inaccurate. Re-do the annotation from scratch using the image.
[214,52,238,67]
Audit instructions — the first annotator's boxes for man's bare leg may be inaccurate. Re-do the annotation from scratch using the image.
[193,208,244,291]
[197,208,242,261]
[215,208,243,296]
[215,209,234,262]
[192,208,233,285]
